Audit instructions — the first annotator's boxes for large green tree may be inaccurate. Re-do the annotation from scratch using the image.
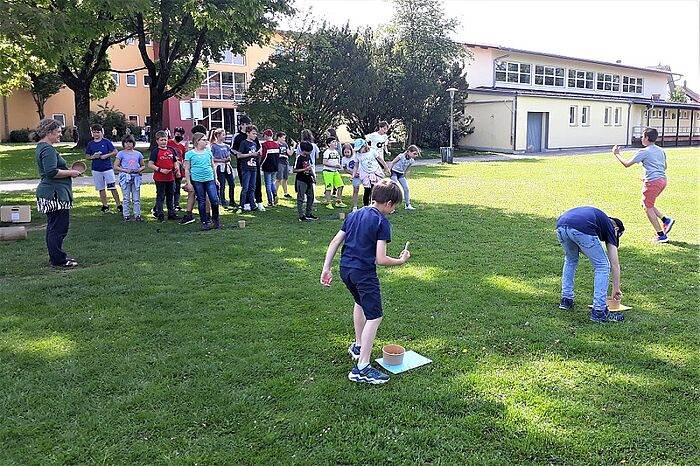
[0,0,132,147]
[387,0,469,146]
[245,24,373,139]
[129,0,292,144]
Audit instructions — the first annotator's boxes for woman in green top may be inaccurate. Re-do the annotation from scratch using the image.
[35,119,81,267]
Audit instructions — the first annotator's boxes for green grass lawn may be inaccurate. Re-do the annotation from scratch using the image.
[1,149,699,465]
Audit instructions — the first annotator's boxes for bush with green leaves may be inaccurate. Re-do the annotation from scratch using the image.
[9,129,30,143]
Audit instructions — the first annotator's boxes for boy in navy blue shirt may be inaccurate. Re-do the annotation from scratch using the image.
[556,206,625,323]
[321,180,410,384]
[86,124,121,213]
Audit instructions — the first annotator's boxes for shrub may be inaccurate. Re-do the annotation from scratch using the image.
[9,129,31,143]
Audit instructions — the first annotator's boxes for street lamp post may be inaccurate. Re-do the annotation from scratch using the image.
[446,87,458,150]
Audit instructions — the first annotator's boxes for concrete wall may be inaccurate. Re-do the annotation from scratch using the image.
[458,92,514,151]
[515,96,630,150]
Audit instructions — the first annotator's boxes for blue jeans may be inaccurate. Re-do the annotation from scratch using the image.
[390,170,410,206]
[192,180,220,224]
[556,226,610,310]
[263,171,276,204]
[239,169,256,208]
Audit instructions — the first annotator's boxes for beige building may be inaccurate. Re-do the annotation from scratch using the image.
[460,44,700,152]
[0,37,278,140]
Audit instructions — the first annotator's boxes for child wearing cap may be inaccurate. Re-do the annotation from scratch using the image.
[321,179,411,384]
[352,138,389,207]
[261,128,281,206]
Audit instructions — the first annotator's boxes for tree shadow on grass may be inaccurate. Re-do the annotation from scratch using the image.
[0,194,698,463]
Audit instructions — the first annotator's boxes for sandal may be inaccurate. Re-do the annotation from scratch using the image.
[54,259,78,268]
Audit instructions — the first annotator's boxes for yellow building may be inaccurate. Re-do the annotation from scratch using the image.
[460,44,700,152]
[0,37,278,140]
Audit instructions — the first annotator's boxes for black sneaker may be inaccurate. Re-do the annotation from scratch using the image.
[124,216,131,222]
[348,364,390,384]
[157,216,165,223]
[306,214,319,220]
[559,297,574,310]
[299,216,312,222]
[179,213,195,225]
[100,205,109,213]
[284,194,293,199]
[135,216,143,223]
[167,213,180,220]
[117,205,124,213]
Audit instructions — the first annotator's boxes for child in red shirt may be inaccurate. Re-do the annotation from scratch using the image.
[148,130,180,222]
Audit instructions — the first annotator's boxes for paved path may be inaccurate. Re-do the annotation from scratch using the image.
[0,147,637,193]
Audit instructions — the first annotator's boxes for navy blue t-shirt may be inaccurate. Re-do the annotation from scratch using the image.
[238,139,259,171]
[557,206,619,247]
[86,138,116,172]
[340,207,392,271]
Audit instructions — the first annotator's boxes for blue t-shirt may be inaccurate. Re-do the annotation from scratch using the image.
[211,143,230,161]
[557,206,619,247]
[631,144,667,181]
[116,150,143,171]
[86,138,116,172]
[185,149,215,182]
[340,206,392,271]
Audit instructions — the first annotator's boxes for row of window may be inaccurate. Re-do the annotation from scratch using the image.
[646,109,697,120]
[496,60,644,94]
[568,105,623,126]
[111,72,151,88]
[124,39,248,66]
[52,114,148,128]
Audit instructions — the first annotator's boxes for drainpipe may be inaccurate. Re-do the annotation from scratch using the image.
[512,94,518,152]
[626,102,631,145]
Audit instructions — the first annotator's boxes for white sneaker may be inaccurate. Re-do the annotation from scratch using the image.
[257,202,266,211]
[405,204,416,210]
[243,204,251,212]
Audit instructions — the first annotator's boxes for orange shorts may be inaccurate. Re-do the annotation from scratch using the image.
[641,177,667,208]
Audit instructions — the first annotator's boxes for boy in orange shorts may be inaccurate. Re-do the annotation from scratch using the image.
[613,127,675,243]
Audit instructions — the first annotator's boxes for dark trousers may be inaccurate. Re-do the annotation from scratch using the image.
[46,208,70,266]
[217,169,235,206]
[155,180,174,218]
[296,180,314,218]
[192,180,220,224]
[254,164,263,204]
[240,170,257,208]
[363,186,372,206]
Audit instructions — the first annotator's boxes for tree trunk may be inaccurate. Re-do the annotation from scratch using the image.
[149,90,164,149]
[73,85,92,150]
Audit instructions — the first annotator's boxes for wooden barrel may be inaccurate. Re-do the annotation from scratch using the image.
[0,226,27,241]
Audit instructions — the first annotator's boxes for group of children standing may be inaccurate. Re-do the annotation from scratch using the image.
[85,120,421,228]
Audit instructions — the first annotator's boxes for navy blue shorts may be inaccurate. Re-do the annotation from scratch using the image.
[340,267,383,320]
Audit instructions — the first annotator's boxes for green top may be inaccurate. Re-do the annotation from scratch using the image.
[35,142,73,202]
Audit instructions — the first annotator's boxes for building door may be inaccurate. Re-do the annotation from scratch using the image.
[526,112,543,152]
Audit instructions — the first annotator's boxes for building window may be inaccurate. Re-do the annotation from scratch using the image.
[217,50,246,65]
[581,106,590,126]
[200,108,224,130]
[568,69,594,89]
[73,115,78,126]
[125,38,135,45]
[680,110,689,119]
[614,107,622,126]
[596,73,620,92]
[534,65,565,86]
[622,76,643,93]
[604,107,612,125]
[197,71,247,100]
[669,111,676,120]
[495,61,531,84]
[128,115,139,126]
[145,115,151,125]
[111,72,119,86]
[126,73,137,87]
[569,106,578,126]
[144,38,152,46]
[52,114,66,127]
[143,75,151,87]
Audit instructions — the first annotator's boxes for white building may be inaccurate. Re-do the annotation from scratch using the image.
[459,44,700,153]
